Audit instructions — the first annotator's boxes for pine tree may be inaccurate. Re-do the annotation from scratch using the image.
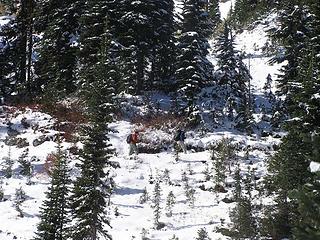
[215,22,253,131]
[292,172,320,239]
[18,148,32,177]
[195,228,211,240]
[208,0,221,33]
[175,0,214,114]
[165,191,176,217]
[71,43,115,239]
[152,179,162,229]
[14,186,26,218]
[0,179,4,201]
[230,196,257,239]
[71,121,114,240]
[34,0,79,101]
[139,187,149,204]
[148,0,176,91]
[33,141,71,240]
[2,146,13,178]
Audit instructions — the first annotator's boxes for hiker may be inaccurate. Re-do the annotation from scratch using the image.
[127,130,139,155]
[174,129,187,153]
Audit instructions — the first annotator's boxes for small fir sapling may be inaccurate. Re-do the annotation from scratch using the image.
[203,162,211,181]
[141,228,149,240]
[195,227,211,240]
[139,187,149,204]
[114,207,119,216]
[244,167,254,199]
[149,168,154,184]
[14,186,26,217]
[152,178,162,229]
[163,168,171,185]
[0,180,4,201]
[169,234,179,240]
[18,149,33,180]
[3,146,13,178]
[181,171,189,191]
[188,163,194,175]
[233,164,242,201]
[186,188,196,208]
[165,191,176,217]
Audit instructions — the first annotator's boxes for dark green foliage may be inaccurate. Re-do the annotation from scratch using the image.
[195,227,211,240]
[208,0,221,33]
[14,186,26,217]
[215,22,253,131]
[34,0,79,101]
[152,178,162,229]
[71,121,114,240]
[175,0,214,114]
[18,148,32,177]
[230,196,257,239]
[33,142,71,240]
[292,173,320,239]
[165,191,176,217]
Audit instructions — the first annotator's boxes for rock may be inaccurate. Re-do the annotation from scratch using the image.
[7,128,20,137]
[214,184,228,193]
[221,197,234,204]
[4,136,29,148]
[21,117,30,128]
[16,138,29,148]
[33,135,50,147]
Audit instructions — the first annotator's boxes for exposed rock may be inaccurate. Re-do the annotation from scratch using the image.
[33,135,50,147]
[4,136,29,148]
[7,128,20,137]
[221,197,234,204]
[214,184,228,193]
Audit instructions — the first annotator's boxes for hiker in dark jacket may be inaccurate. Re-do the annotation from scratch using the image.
[174,129,187,153]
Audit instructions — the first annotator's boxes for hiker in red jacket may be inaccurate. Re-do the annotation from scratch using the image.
[127,130,139,156]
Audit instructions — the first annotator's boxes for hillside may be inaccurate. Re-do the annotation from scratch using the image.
[0,2,285,240]
[1,0,320,239]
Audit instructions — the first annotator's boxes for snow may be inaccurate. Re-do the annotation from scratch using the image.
[0,1,285,239]
[310,161,320,173]
[219,0,236,20]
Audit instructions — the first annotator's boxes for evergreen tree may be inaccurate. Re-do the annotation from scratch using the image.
[195,228,211,240]
[70,36,115,238]
[175,0,214,114]
[14,186,26,218]
[34,0,79,101]
[208,0,221,33]
[215,22,253,131]
[230,196,257,239]
[165,191,176,217]
[148,0,176,91]
[33,141,71,240]
[292,172,320,239]
[152,179,162,229]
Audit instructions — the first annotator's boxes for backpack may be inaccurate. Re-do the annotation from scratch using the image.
[126,134,132,144]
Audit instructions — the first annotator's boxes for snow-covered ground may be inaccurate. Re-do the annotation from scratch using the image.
[0,1,284,239]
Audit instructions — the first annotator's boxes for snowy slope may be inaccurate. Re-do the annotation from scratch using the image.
[0,1,284,240]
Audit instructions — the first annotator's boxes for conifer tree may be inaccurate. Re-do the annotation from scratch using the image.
[175,0,214,114]
[33,141,71,240]
[208,0,221,33]
[230,196,257,239]
[152,179,162,229]
[70,29,115,237]
[14,186,26,218]
[165,191,176,217]
[215,22,253,131]
[195,228,211,240]
[34,0,79,101]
